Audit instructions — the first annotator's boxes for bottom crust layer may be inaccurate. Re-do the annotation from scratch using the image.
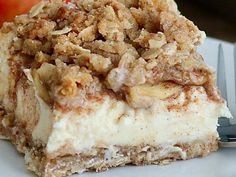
[25,135,218,177]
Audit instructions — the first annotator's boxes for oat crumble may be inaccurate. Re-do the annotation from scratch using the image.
[1,0,219,108]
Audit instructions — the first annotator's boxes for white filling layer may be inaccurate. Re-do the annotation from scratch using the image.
[45,89,231,153]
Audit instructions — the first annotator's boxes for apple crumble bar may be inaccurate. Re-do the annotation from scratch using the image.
[0,0,231,177]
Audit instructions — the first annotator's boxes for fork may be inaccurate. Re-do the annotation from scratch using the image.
[217,43,236,147]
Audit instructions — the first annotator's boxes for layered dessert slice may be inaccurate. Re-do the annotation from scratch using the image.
[0,0,231,177]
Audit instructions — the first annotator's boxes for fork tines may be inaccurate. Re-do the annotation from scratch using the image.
[218,43,236,146]
[234,43,236,112]
[217,44,228,101]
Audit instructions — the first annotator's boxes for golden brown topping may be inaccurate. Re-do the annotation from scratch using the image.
[78,25,97,42]
[134,29,166,49]
[50,26,72,35]
[98,6,125,41]
[35,52,51,65]
[4,0,219,108]
[89,54,112,73]
[22,39,43,56]
[160,11,205,51]
[36,62,58,84]
[54,39,90,56]
[141,48,160,59]
[153,0,179,13]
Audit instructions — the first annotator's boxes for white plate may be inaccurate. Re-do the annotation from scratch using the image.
[1,37,236,177]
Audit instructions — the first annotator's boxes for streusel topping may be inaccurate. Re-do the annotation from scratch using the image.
[1,0,221,109]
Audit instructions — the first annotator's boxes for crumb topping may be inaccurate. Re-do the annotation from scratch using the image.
[1,0,221,108]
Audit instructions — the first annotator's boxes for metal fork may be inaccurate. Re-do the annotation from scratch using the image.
[217,43,236,147]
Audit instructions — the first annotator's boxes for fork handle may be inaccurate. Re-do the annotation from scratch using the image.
[219,141,236,148]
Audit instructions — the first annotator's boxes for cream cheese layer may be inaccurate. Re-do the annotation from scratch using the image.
[43,88,231,153]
